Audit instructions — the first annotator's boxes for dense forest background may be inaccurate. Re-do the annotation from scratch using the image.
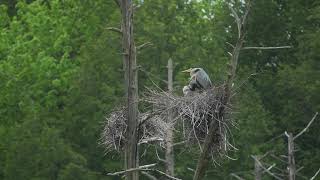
[0,0,319,179]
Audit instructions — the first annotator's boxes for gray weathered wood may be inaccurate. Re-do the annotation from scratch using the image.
[193,2,251,180]
[120,0,139,179]
[254,155,262,180]
[165,58,175,177]
[287,132,295,180]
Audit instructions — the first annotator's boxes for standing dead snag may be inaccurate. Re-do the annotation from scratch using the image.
[165,58,175,177]
[119,0,139,179]
[287,132,295,180]
[192,2,251,180]
[285,112,318,180]
[254,155,262,180]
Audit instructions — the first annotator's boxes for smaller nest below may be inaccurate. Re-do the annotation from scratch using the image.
[100,107,169,152]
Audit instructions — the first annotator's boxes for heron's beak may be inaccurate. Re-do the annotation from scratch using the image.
[181,68,192,73]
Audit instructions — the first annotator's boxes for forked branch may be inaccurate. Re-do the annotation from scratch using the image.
[251,156,283,180]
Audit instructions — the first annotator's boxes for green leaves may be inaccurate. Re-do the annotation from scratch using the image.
[0,0,319,179]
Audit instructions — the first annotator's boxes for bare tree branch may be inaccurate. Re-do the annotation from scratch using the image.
[137,42,153,50]
[242,46,292,50]
[226,42,235,48]
[228,6,241,38]
[138,137,164,145]
[230,173,245,180]
[296,166,304,173]
[107,163,157,176]
[310,168,320,180]
[294,112,318,140]
[270,154,288,164]
[262,163,276,174]
[141,171,157,180]
[152,169,182,180]
[173,141,186,147]
[193,2,251,180]
[105,27,122,34]
[251,156,283,180]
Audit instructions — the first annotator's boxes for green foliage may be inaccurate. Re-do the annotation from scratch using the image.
[0,0,319,179]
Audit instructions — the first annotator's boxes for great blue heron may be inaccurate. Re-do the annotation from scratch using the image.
[182,68,212,96]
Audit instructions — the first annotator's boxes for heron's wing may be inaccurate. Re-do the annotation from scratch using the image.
[189,75,201,90]
[196,70,212,89]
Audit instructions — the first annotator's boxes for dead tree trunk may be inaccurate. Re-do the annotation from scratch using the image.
[119,0,139,179]
[254,156,262,180]
[165,58,175,177]
[192,2,251,180]
[287,132,295,180]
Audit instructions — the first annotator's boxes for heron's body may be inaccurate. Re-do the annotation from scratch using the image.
[182,68,212,95]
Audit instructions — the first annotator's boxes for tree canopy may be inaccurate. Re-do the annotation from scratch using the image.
[0,0,319,179]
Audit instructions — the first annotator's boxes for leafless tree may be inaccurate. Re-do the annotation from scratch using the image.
[111,0,139,179]
[165,58,175,177]
[192,1,252,179]
[231,113,318,180]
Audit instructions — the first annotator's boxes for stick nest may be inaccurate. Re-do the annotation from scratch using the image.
[100,107,169,152]
[144,86,236,157]
[101,86,237,157]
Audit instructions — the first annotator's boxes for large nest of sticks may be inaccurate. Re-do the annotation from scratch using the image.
[101,86,236,157]
[100,107,169,152]
[144,86,236,157]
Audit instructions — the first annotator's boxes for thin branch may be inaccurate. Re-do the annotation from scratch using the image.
[230,173,245,180]
[285,131,290,137]
[173,141,186,147]
[105,27,122,34]
[270,154,288,164]
[228,6,241,38]
[242,46,292,50]
[251,156,283,180]
[241,0,251,26]
[187,167,195,172]
[296,166,304,173]
[265,133,285,144]
[137,42,153,50]
[153,169,182,180]
[107,163,157,176]
[226,42,235,48]
[294,112,318,140]
[262,163,276,174]
[259,151,272,160]
[141,171,157,180]
[310,168,320,180]
[138,137,164,145]
[143,169,182,180]
[155,147,166,163]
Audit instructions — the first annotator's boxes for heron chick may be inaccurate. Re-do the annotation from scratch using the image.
[182,68,212,96]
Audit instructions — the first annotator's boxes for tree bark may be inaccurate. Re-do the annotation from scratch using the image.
[254,155,262,180]
[287,133,295,180]
[165,58,174,177]
[120,0,139,179]
[193,2,250,179]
